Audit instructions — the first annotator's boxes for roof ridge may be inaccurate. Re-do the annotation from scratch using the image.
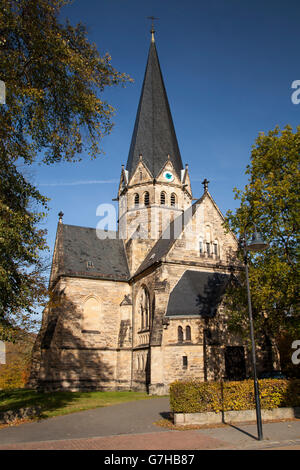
[63,223,118,234]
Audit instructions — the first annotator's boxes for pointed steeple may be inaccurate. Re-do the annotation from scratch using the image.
[126,35,184,180]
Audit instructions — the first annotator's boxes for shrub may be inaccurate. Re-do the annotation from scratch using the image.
[170,379,300,413]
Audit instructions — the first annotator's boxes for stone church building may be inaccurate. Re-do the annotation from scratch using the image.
[29,32,276,394]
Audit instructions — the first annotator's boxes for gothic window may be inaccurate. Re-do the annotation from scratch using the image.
[138,287,150,330]
[134,193,139,207]
[178,326,184,343]
[170,193,177,207]
[186,325,191,341]
[206,242,211,255]
[82,297,101,333]
[213,242,218,256]
[144,191,150,206]
[160,191,166,205]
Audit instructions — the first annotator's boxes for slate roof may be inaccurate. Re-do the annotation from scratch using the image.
[166,270,231,317]
[126,39,183,180]
[58,224,130,281]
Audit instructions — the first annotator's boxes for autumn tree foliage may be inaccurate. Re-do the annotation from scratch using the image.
[0,0,132,340]
[0,330,35,389]
[225,125,299,372]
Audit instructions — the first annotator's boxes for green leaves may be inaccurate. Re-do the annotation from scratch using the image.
[0,151,49,339]
[0,0,132,339]
[225,126,300,344]
[0,0,132,165]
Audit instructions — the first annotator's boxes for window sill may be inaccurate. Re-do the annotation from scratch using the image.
[82,330,101,334]
[138,328,150,334]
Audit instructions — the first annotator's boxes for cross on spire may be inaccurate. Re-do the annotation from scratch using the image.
[202,178,210,192]
[58,211,64,223]
[147,16,159,41]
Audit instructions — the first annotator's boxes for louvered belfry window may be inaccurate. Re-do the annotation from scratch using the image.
[170,193,176,207]
[160,191,166,205]
[144,191,150,206]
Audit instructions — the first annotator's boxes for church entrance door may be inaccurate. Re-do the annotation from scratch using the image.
[225,346,246,380]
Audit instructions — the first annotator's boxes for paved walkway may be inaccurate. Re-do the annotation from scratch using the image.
[0,398,299,450]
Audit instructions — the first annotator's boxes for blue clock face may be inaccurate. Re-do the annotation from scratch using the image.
[163,171,174,182]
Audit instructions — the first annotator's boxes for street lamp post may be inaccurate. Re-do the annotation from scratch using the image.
[0,80,5,105]
[241,224,268,441]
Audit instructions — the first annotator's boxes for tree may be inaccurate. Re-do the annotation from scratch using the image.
[0,159,49,340]
[0,0,132,339]
[224,126,300,369]
[0,0,131,164]
[0,328,36,389]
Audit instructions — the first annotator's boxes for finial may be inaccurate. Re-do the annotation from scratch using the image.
[202,178,210,192]
[139,154,143,161]
[147,16,159,42]
[58,211,64,223]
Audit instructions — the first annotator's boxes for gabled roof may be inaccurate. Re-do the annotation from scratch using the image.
[52,224,130,283]
[166,270,230,317]
[126,38,183,180]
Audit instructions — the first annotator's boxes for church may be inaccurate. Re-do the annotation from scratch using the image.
[29,30,276,394]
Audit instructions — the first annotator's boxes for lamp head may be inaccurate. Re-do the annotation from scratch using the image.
[246,229,268,252]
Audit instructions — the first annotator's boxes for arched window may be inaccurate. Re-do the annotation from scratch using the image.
[199,238,204,254]
[82,297,100,333]
[178,326,184,343]
[170,193,177,207]
[213,241,218,256]
[144,191,150,206]
[134,193,139,207]
[160,191,166,205]
[186,326,191,341]
[138,287,150,330]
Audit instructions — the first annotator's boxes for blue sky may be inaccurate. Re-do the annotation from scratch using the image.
[30,0,300,262]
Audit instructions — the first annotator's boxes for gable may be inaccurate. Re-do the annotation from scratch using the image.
[128,159,153,186]
[167,192,238,261]
[155,159,182,186]
[134,191,238,276]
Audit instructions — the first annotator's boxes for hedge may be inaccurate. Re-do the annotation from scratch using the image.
[169,379,300,413]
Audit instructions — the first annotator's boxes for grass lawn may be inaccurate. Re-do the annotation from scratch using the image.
[0,388,167,420]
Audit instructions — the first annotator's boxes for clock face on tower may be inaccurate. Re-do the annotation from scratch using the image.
[163,171,174,182]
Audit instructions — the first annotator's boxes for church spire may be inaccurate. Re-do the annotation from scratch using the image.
[126,31,184,180]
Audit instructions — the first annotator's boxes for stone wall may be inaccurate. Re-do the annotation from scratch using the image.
[31,276,133,391]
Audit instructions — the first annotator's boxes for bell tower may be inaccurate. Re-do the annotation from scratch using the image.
[117,29,192,274]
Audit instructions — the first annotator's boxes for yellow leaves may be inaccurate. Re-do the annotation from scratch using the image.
[170,379,300,413]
